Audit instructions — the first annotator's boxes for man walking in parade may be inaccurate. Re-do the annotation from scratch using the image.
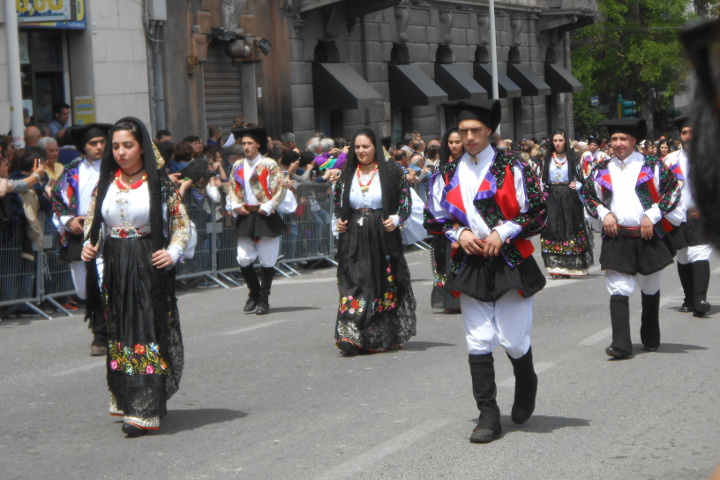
[228,126,287,315]
[425,100,547,443]
[51,123,112,356]
[583,118,682,359]
[664,116,713,317]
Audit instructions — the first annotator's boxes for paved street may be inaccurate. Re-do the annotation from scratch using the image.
[2,233,720,480]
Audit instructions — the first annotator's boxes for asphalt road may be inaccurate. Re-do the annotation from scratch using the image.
[2,233,720,480]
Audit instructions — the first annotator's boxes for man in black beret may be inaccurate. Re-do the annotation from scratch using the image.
[663,116,713,316]
[581,136,607,178]
[228,126,288,315]
[50,123,112,356]
[425,100,547,443]
[583,118,682,359]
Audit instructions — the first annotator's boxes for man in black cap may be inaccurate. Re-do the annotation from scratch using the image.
[581,136,607,178]
[50,123,111,356]
[664,115,713,316]
[583,118,682,359]
[425,100,547,443]
[228,126,288,315]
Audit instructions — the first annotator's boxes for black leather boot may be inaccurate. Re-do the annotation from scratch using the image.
[640,292,660,351]
[468,353,501,443]
[692,260,711,317]
[240,265,260,312]
[607,294,632,359]
[677,263,694,312]
[507,347,538,424]
[256,267,275,315]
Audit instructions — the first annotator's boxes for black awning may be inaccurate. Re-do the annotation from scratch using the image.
[473,64,522,98]
[544,63,583,94]
[312,63,384,110]
[507,63,551,97]
[388,64,448,107]
[434,64,488,101]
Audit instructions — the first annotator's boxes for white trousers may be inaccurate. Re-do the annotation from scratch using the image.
[676,245,713,264]
[460,290,533,359]
[69,261,87,299]
[69,258,104,300]
[605,269,662,297]
[236,236,281,268]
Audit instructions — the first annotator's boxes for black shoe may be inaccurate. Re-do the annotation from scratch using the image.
[90,345,107,357]
[469,425,501,444]
[337,338,362,356]
[643,345,659,352]
[122,423,147,437]
[256,301,270,315]
[243,298,258,313]
[679,303,693,313]
[693,300,711,317]
[605,346,631,359]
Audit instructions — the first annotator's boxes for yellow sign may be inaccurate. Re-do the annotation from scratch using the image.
[74,96,95,125]
[17,0,86,29]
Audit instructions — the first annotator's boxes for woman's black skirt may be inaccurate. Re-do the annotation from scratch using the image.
[103,236,184,419]
[541,184,593,275]
[335,209,417,351]
[446,254,546,303]
[600,234,674,276]
[431,237,460,310]
[235,211,286,239]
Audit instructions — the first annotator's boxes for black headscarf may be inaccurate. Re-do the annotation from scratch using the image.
[439,127,462,169]
[85,117,173,326]
[542,129,580,185]
[339,128,390,221]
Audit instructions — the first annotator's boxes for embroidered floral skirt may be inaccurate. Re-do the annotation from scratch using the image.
[541,185,594,276]
[102,236,184,419]
[430,237,460,310]
[335,209,417,351]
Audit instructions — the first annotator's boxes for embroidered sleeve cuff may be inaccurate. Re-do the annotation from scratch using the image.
[494,221,522,243]
[446,226,467,243]
[645,205,662,224]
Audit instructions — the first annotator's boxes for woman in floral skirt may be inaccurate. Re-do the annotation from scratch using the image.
[333,128,417,355]
[82,117,191,436]
[540,129,593,277]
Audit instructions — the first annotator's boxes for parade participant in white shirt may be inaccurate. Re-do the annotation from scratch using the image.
[583,118,682,359]
[425,101,547,443]
[664,116,713,317]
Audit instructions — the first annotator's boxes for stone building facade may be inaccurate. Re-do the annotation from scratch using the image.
[2,0,596,146]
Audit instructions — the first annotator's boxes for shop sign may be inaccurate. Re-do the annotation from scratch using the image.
[74,96,96,125]
[17,0,86,30]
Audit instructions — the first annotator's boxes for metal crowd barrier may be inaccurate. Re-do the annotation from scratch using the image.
[1,181,432,318]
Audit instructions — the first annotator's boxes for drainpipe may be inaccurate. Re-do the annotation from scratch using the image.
[5,1,24,146]
[564,31,572,138]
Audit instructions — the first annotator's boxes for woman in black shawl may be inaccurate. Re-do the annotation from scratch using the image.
[333,128,416,355]
[82,117,191,436]
[430,127,464,310]
[540,129,593,277]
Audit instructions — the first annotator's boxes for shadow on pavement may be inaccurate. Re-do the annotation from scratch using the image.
[402,341,456,351]
[265,306,321,314]
[501,414,592,434]
[640,342,707,354]
[158,408,248,435]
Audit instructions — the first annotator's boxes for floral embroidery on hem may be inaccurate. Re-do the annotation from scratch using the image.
[109,341,169,376]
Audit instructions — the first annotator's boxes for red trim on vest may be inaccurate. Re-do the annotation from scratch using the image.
[646,174,673,233]
[257,167,271,200]
[496,164,534,259]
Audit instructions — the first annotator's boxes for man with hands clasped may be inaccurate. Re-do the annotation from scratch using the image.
[582,118,682,359]
[424,101,547,444]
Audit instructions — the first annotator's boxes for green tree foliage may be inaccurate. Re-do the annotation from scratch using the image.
[571,0,698,134]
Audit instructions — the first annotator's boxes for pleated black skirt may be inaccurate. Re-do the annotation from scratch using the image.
[103,236,184,419]
[600,234,674,275]
[446,254,546,303]
[335,209,417,351]
[235,211,286,239]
